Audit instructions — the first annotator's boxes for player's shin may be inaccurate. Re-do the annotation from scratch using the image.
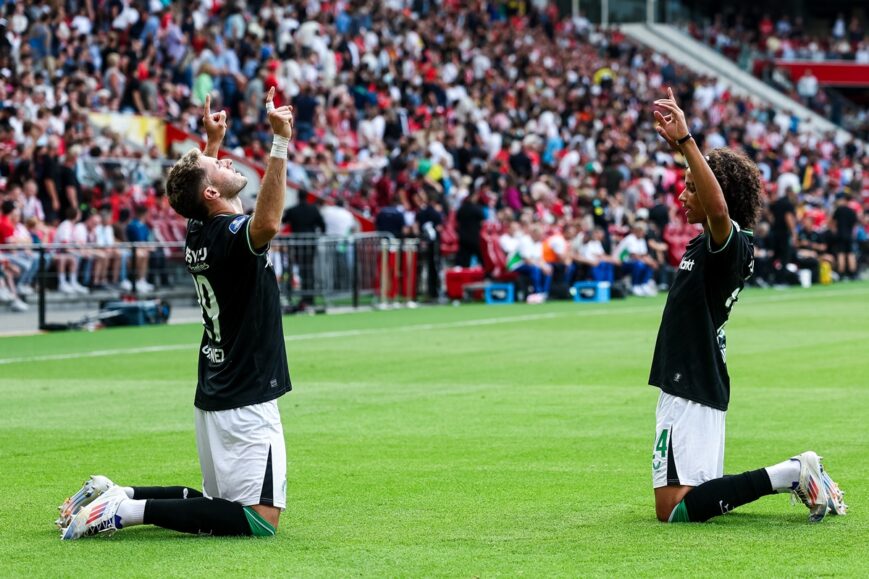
[671,469,774,522]
[130,486,204,500]
[143,497,262,536]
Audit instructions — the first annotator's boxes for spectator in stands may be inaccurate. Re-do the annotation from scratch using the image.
[283,193,325,309]
[775,161,801,197]
[769,186,797,267]
[616,221,658,296]
[57,146,84,218]
[53,208,89,294]
[0,200,14,244]
[649,191,671,235]
[374,196,405,237]
[645,216,671,288]
[455,189,485,267]
[515,224,552,302]
[284,193,326,235]
[71,211,107,289]
[830,193,859,280]
[111,208,134,291]
[95,210,126,290]
[34,139,61,224]
[795,213,830,284]
[0,200,38,297]
[752,221,774,287]
[320,196,358,298]
[20,180,45,223]
[125,206,155,293]
[498,219,524,270]
[565,222,591,282]
[0,255,28,311]
[542,225,572,291]
[292,83,318,143]
[321,198,358,237]
[415,192,444,301]
[578,226,619,284]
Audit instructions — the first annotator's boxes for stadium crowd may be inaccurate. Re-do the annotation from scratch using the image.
[685,10,869,138]
[0,0,866,311]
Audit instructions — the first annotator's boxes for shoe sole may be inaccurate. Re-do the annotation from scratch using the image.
[60,488,125,540]
[797,451,830,523]
[821,466,847,516]
[57,477,112,529]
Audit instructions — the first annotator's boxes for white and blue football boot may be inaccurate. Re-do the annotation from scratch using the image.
[56,475,116,529]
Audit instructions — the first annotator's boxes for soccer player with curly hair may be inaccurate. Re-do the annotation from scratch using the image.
[649,88,846,524]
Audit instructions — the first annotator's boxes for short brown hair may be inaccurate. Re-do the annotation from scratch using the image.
[165,148,208,220]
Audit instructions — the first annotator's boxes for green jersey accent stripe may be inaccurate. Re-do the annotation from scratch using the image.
[707,220,736,254]
[668,500,691,523]
[245,219,269,256]
[243,506,276,537]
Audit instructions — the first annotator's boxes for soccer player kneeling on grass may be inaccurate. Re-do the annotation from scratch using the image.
[649,88,846,524]
[57,88,295,539]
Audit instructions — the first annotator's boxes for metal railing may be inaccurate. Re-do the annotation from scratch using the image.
[271,233,419,309]
[0,233,420,330]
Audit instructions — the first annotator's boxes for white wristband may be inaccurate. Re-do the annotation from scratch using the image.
[270,135,290,158]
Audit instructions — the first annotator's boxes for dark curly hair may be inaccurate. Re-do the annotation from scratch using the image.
[705,148,763,230]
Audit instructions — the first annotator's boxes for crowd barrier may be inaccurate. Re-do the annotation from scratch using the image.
[0,233,421,330]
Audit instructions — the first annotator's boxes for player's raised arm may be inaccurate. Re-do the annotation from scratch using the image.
[654,88,731,247]
[249,87,294,249]
[202,94,228,158]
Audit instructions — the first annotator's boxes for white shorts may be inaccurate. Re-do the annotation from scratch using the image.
[652,391,726,488]
[195,400,287,509]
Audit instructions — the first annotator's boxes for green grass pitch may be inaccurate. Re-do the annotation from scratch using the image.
[1,283,867,576]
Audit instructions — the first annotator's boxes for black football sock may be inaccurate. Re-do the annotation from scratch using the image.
[131,486,204,500]
[675,469,775,522]
[143,497,252,536]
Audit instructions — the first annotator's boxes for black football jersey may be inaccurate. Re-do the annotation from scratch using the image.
[185,213,291,411]
[649,221,754,411]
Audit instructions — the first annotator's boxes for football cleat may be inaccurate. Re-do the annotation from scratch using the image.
[820,461,847,516]
[790,451,830,523]
[61,486,128,540]
[56,475,116,529]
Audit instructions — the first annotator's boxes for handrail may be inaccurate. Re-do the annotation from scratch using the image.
[0,232,400,252]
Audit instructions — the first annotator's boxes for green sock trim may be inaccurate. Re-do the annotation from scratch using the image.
[668,500,691,523]
[243,507,276,537]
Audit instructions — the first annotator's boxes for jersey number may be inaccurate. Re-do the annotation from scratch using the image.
[655,429,669,458]
[193,275,221,342]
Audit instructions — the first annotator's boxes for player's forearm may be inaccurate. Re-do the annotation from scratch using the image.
[681,141,727,221]
[203,140,221,158]
[251,157,287,238]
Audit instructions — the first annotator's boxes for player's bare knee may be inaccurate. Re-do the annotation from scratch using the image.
[655,502,675,522]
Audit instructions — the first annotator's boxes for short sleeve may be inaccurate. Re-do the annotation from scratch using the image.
[707,220,754,283]
[218,214,268,258]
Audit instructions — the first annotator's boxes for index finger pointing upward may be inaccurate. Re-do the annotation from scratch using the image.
[204,94,211,116]
[654,100,679,113]
[266,86,275,104]
[667,86,677,103]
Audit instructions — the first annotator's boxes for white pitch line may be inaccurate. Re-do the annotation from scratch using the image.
[0,307,650,366]
[0,285,865,366]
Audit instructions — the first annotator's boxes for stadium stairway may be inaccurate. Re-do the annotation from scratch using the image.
[621,23,854,144]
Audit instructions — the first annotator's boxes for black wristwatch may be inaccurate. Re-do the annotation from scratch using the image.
[676,133,693,145]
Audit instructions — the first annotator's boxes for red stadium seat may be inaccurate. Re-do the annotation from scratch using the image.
[480,224,519,282]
